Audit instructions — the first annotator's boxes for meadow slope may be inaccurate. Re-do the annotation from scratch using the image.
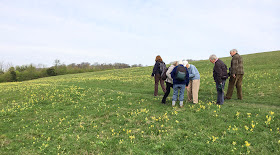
[1,51,280,154]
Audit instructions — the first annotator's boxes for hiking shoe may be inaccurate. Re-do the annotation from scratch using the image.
[224,97,231,100]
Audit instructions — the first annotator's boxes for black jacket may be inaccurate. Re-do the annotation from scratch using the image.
[152,61,161,76]
[213,59,228,83]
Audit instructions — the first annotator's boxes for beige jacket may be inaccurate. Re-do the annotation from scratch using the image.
[165,65,176,84]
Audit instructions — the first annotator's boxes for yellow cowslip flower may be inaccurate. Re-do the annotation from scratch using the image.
[212,136,218,142]
[244,125,249,131]
[245,141,250,147]
[269,111,274,115]
[236,111,240,119]
[232,141,236,145]
[129,135,135,140]
[233,125,238,131]
[175,120,179,123]
[247,113,251,118]
[119,139,123,144]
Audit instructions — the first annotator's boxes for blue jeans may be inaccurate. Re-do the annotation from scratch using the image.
[172,84,186,101]
[216,79,226,105]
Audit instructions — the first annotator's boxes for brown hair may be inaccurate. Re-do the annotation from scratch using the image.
[155,55,163,62]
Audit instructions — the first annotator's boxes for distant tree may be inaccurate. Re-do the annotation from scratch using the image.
[46,67,57,76]
[16,65,28,72]
[80,62,91,69]
[8,67,17,82]
[54,59,61,68]
[0,61,4,74]
[68,63,76,68]
[131,64,143,67]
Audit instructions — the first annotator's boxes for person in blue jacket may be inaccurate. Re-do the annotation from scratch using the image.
[171,60,189,107]
[184,60,200,104]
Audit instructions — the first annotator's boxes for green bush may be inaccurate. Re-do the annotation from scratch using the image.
[46,67,57,76]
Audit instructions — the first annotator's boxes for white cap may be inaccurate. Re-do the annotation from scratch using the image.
[178,60,183,65]
[183,60,189,66]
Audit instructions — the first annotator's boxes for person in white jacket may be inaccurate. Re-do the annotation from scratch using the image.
[161,61,178,104]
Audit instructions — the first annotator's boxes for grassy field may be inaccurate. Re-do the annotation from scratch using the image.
[1,51,280,154]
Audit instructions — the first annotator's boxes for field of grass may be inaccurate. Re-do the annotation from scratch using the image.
[1,51,280,154]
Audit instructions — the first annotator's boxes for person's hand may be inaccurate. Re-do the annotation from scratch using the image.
[185,86,188,89]
[232,74,236,78]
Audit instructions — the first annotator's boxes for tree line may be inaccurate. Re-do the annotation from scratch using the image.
[0,60,143,83]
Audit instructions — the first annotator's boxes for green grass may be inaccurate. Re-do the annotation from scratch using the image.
[1,51,280,154]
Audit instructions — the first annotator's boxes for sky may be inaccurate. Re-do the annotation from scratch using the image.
[0,0,279,67]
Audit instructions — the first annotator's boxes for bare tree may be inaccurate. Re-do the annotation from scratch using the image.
[5,62,14,72]
[0,61,4,73]
[54,59,61,68]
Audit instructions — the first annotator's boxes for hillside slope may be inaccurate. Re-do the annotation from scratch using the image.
[1,51,279,154]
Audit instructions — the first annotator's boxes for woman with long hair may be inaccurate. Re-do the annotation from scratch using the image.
[151,55,166,96]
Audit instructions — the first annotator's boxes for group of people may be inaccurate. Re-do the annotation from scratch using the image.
[151,49,244,107]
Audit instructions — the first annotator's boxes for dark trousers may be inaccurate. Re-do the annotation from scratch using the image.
[162,82,173,103]
[154,74,166,96]
[226,74,243,99]
[216,79,226,105]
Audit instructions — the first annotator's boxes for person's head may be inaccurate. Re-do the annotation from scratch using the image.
[183,60,189,68]
[172,61,178,66]
[209,54,218,64]
[230,49,238,56]
[155,55,163,62]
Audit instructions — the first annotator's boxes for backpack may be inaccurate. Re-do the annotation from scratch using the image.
[161,66,169,80]
[176,65,187,81]
[159,62,167,74]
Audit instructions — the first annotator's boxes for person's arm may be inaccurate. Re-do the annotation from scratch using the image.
[188,66,195,78]
[171,66,177,79]
[231,56,238,77]
[214,63,222,84]
[185,67,190,87]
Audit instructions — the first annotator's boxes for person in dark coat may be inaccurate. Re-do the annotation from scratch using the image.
[209,54,228,105]
[151,55,166,96]
[171,60,189,107]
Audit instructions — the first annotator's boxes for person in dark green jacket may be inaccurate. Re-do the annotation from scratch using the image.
[225,49,244,100]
